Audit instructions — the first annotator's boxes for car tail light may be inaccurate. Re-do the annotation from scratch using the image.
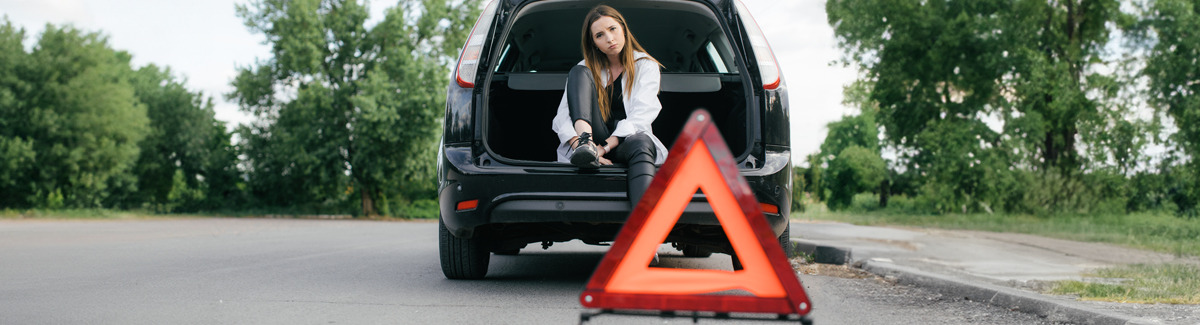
[456,199,479,211]
[759,203,780,214]
[454,0,500,88]
[734,0,781,90]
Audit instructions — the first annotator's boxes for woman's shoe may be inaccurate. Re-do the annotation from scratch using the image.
[569,132,600,168]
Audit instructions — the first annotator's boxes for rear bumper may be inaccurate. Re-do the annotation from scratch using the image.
[489,195,731,224]
[437,146,791,241]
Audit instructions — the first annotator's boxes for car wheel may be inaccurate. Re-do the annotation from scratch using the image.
[680,244,713,258]
[779,223,793,258]
[439,217,489,279]
[731,223,792,270]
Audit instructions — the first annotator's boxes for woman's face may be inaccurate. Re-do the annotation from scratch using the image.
[590,16,625,58]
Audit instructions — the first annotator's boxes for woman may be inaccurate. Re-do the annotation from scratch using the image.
[551,5,668,209]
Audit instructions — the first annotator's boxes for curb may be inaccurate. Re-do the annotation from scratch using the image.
[789,239,1151,325]
[789,238,852,264]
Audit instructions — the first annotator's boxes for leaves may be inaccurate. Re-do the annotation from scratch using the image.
[18,25,148,208]
[825,0,1163,214]
[231,0,481,216]
[126,65,241,212]
[0,17,239,211]
[827,146,887,211]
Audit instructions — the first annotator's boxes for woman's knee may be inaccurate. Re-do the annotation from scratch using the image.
[625,133,655,148]
[623,133,657,162]
[568,65,594,87]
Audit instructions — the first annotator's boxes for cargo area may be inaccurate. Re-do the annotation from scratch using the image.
[482,0,752,164]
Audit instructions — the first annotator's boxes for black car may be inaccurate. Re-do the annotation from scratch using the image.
[439,0,793,279]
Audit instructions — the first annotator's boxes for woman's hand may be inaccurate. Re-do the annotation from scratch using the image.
[598,136,619,165]
[597,146,613,165]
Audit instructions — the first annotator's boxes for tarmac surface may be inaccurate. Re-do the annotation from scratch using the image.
[1,218,1069,324]
[791,221,1200,325]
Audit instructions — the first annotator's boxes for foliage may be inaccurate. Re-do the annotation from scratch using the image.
[819,84,879,158]
[1138,0,1200,216]
[0,208,146,220]
[0,18,241,211]
[387,198,439,219]
[823,0,1170,215]
[125,65,242,212]
[815,81,886,210]
[0,21,34,206]
[791,166,807,212]
[230,0,481,216]
[0,21,148,208]
[826,146,886,210]
[800,153,826,202]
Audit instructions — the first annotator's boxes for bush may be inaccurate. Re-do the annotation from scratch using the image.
[389,198,438,219]
[791,167,807,213]
[825,146,885,211]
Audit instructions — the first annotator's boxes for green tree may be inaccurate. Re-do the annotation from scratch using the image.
[1139,0,1200,216]
[791,166,807,212]
[231,0,481,216]
[827,0,1141,213]
[4,24,149,208]
[0,19,37,207]
[818,112,879,161]
[817,81,884,208]
[826,146,886,210]
[802,153,825,202]
[912,117,1017,213]
[1002,0,1125,173]
[125,65,242,212]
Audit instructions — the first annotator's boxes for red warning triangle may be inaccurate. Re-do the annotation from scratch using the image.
[580,109,812,316]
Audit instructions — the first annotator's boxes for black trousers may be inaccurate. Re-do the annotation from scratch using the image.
[566,65,657,208]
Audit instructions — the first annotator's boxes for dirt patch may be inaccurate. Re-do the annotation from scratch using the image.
[792,257,894,285]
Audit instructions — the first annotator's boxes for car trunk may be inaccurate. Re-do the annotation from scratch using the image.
[482,0,752,164]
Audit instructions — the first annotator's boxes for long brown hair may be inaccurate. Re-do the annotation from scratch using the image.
[581,5,658,121]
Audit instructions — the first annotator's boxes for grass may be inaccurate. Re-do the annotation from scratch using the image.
[0,208,158,220]
[0,202,442,221]
[1051,264,1200,304]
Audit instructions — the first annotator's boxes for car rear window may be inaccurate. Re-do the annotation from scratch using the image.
[492,1,739,74]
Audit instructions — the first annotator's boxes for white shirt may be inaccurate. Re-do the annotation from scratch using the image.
[551,51,669,165]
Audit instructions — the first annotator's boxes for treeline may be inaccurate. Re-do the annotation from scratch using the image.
[794,0,1200,217]
[0,19,240,212]
[0,0,481,217]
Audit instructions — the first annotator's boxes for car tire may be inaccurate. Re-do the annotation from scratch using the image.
[681,244,713,258]
[780,223,793,258]
[439,217,490,279]
[732,223,792,270]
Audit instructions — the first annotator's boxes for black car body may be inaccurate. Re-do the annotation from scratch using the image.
[439,0,792,279]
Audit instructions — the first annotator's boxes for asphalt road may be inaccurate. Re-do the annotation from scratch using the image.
[0,218,1062,324]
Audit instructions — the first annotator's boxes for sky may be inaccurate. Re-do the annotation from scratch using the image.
[0,0,859,163]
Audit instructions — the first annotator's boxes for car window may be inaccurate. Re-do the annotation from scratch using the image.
[704,42,728,73]
[493,2,739,74]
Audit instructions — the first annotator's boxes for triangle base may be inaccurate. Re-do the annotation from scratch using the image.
[582,290,806,315]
